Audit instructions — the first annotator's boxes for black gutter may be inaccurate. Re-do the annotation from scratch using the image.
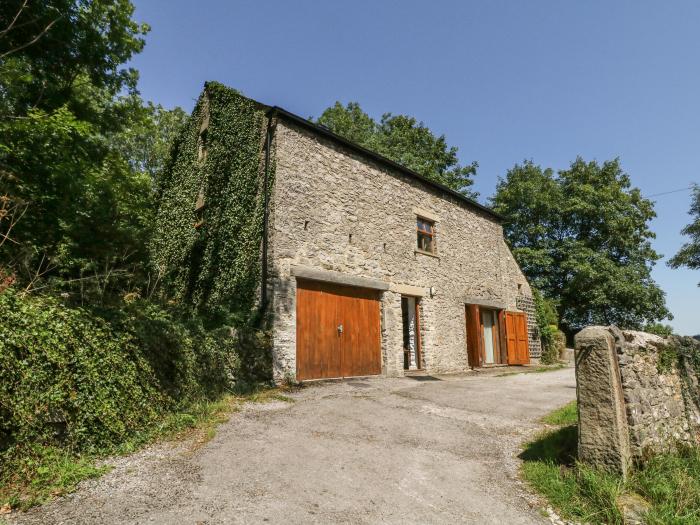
[265,106,502,222]
[260,116,273,310]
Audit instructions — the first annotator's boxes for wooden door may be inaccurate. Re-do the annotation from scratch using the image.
[497,310,508,363]
[296,280,341,380]
[465,304,482,368]
[336,285,381,377]
[505,311,530,365]
[296,280,381,380]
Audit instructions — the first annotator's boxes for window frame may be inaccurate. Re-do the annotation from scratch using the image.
[416,216,437,255]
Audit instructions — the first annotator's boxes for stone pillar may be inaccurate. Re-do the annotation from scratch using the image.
[574,326,632,478]
[381,290,404,377]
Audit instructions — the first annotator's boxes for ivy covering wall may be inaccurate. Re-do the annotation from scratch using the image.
[151,82,273,326]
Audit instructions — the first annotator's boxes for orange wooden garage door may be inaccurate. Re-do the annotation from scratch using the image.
[296,280,381,380]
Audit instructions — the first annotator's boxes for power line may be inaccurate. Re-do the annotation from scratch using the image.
[648,186,695,198]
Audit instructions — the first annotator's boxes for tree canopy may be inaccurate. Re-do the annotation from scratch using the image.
[491,158,671,332]
[668,184,700,285]
[316,102,478,198]
[0,0,185,300]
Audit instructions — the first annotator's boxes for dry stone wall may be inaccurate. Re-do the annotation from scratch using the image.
[618,330,700,456]
[575,326,700,476]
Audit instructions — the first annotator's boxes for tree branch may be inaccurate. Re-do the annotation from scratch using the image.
[0,14,62,59]
[0,0,28,37]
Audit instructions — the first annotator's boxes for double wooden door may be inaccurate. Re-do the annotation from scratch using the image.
[466,306,530,367]
[296,280,381,380]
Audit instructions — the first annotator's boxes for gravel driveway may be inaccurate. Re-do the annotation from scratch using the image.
[10,367,576,525]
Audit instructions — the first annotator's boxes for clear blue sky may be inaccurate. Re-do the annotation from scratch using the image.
[129,0,699,335]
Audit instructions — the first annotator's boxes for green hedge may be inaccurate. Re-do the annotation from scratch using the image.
[0,288,269,456]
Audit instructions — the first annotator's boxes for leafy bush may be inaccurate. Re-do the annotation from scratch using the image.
[644,323,675,337]
[0,288,270,457]
[533,289,560,364]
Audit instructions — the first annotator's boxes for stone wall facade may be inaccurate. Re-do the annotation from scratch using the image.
[575,326,700,476]
[268,118,539,380]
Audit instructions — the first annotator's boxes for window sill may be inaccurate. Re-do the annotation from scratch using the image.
[414,249,439,259]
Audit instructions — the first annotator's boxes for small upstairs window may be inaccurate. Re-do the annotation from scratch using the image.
[416,217,436,254]
[197,128,208,164]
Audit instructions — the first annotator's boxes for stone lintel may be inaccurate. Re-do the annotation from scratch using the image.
[290,265,390,291]
[389,283,426,297]
[412,207,439,222]
[463,295,507,310]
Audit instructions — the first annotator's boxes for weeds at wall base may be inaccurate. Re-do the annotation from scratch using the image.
[521,401,700,524]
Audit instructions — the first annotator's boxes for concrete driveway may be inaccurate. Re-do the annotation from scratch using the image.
[11,367,576,525]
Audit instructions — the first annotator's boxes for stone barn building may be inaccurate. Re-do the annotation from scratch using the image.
[155,83,541,382]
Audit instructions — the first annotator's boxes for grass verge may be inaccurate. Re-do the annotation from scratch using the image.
[0,388,292,511]
[521,401,700,524]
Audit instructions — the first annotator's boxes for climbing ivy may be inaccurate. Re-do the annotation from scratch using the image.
[656,341,680,374]
[151,82,274,326]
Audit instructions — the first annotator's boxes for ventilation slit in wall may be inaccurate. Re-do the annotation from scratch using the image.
[304,220,309,230]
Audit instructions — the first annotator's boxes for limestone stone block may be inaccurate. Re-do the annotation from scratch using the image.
[575,326,632,478]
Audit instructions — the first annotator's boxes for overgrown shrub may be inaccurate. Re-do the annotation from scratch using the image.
[533,289,560,364]
[0,288,270,458]
[644,323,675,337]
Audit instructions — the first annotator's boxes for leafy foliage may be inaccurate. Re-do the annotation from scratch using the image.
[1,104,159,298]
[316,102,478,198]
[645,323,675,337]
[0,287,252,455]
[0,0,148,122]
[492,158,670,332]
[0,1,186,301]
[534,289,560,364]
[112,102,189,183]
[668,184,700,286]
[151,82,272,324]
[0,2,273,511]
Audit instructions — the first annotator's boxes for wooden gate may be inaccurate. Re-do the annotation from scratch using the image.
[296,280,381,380]
[505,311,530,365]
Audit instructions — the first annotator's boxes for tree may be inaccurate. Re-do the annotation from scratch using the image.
[316,102,478,198]
[492,158,671,332]
[0,0,148,124]
[668,184,700,285]
[0,0,184,300]
[112,102,188,183]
